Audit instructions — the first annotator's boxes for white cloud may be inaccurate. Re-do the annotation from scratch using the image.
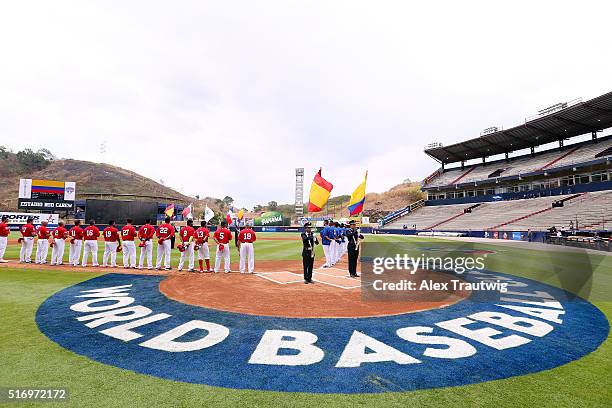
[1,0,610,208]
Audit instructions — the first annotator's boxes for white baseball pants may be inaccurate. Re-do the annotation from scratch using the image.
[156,240,172,269]
[139,240,153,269]
[20,237,34,262]
[51,239,65,265]
[239,243,254,273]
[103,241,119,267]
[178,242,195,270]
[0,236,7,260]
[69,240,82,266]
[197,243,210,260]
[214,244,230,272]
[82,241,99,266]
[322,244,331,267]
[122,241,137,268]
[35,239,49,264]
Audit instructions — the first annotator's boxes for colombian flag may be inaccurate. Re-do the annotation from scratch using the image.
[307,168,333,213]
[348,171,367,216]
[32,179,65,194]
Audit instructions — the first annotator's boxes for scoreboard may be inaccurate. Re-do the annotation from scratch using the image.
[18,179,76,211]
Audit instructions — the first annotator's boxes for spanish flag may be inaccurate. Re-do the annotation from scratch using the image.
[164,203,175,218]
[348,171,367,216]
[307,168,333,213]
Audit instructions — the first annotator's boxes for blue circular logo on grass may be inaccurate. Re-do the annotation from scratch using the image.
[36,270,608,393]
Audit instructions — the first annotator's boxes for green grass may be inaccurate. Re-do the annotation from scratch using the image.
[0,233,611,407]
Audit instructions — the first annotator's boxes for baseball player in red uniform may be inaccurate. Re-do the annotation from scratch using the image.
[155,217,175,270]
[50,221,68,265]
[0,215,9,263]
[68,220,84,266]
[121,218,137,269]
[34,220,51,264]
[238,225,257,273]
[82,220,100,267]
[102,220,121,268]
[195,220,212,272]
[138,218,155,269]
[178,219,196,272]
[213,220,232,273]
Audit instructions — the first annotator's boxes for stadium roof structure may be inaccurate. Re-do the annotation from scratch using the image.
[425,91,612,164]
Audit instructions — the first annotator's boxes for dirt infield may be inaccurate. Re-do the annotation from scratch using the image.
[160,260,470,318]
[1,259,469,318]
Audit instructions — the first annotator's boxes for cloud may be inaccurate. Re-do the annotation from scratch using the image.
[1,1,610,208]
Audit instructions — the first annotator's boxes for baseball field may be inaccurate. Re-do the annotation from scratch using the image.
[1,232,610,407]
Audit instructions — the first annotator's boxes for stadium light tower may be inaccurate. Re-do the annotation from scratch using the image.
[295,168,304,221]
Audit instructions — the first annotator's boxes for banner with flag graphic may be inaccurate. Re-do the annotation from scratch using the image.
[307,168,333,213]
[164,203,175,218]
[181,203,193,220]
[348,171,368,216]
[204,205,215,222]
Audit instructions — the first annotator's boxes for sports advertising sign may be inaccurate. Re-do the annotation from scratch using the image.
[18,179,76,210]
[253,211,289,226]
[0,212,59,228]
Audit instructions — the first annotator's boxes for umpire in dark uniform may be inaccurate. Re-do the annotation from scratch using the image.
[346,220,364,277]
[301,222,319,284]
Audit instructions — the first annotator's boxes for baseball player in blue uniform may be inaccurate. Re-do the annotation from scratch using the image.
[320,220,332,267]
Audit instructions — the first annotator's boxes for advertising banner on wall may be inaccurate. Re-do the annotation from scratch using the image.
[253,211,289,226]
[0,212,59,228]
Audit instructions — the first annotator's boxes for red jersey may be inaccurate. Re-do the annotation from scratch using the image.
[138,224,155,240]
[238,228,257,243]
[214,227,232,244]
[0,222,9,237]
[21,223,36,238]
[195,227,210,244]
[53,226,68,239]
[103,226,120,242]
[69,226,84,240]
[36,225,50,239]
[156,223,175,240]
[121,224,137,241]
[179,226,195,243]
[83,225,100,241]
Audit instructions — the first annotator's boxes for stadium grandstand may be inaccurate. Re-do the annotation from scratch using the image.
[381,91,612,244]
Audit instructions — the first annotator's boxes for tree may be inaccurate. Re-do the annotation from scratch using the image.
[253,204,263,213]
[267,201,278,210]
[0,146,8,159]
[195,195,200,200]
[222,196,234,207]
[16,148,52,171]
[37,148,56,161]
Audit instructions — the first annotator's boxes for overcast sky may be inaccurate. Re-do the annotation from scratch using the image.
[1,1,611,208]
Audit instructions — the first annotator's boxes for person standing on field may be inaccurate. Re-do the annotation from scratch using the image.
[238,225,257,273]
[301,222,319,284]
[320,219,332,268]
[82,220,100,267]
[68,220,84,266]
[19,217,36,263]
[155,217,175,270]
[0,215,10,263]
[346,220,364,278]
[102,220,121,268]
[35,220,51,264]
[50,221,68,265]
[195,220,212,272]
[121,218,137,269]
[138,218,155,269]
[177,219,196,272]
[213,221,232,273]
